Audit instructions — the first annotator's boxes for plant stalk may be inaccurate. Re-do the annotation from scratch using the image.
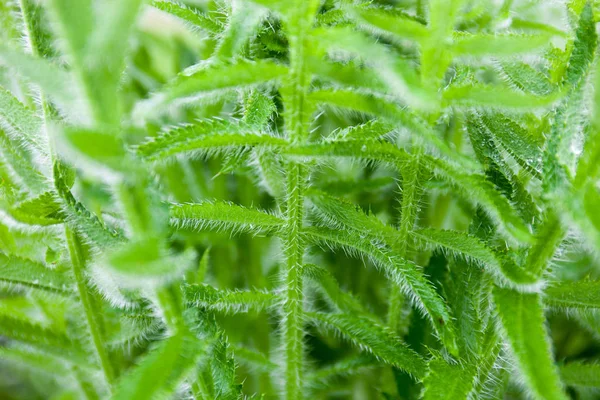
[65,227,116,390]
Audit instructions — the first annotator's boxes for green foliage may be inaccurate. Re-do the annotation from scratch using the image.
[308,311,427,378]
[494,287,567,400]
[420,358,476,400]
[1,0,600,399]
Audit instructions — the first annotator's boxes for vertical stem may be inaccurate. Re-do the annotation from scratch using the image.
[280,1,319,398]
[155,284,186,335]
[20,0,116,395]
[282,163,305,400]
[387,153,422,331]
[65,227,116,390]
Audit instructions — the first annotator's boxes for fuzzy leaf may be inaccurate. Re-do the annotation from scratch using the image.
[349,6,428,43]
[214,1,267,60]
[426,156,533,243]
[170,200,284,235]
[56,127,131,181]
[286,139,411,166]
[0,129,48,194]
[499,62,555,96]
[412,228,537,287]
[112,333,205,400]
[103,238,194,289]
[452,33,552,57]
[136,120,286,162]
[303,263,371,316]
[0,253,73,294]
[477,113,543,177]
[305,227,458,354]
[308,311,427,378]
[0,87,45,154]
[544,280,600,309]
[232,345,277,373]
[308,89,480,171]
[421,358,476,400]
[0,46,78,110]
[559,362,600,388]
[158,60,288,103]
[151,1,222,34]
[563,3,596,87]
[8,191,63,226]
[493,287,567,400]
[443,84,561,110]
[183,283,275,314]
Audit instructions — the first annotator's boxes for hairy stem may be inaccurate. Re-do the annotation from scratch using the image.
[65,227,116,390]
[282,163,305,400]
[387,155,422,331]
[280,1,320,398]
[20,0,115,395]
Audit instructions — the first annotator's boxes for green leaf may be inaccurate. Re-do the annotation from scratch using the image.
[544,280,600,309]
[452,33,552,57]
[0,129,48,194]
[421,358,476,400]
[242,90,277,128]
[150,1,223,34]
[329,120,394,142]
[0,46,80,112]
[45,0,92,68]
[476,113,543,178]
[309,58,388,94]
[56,126,130,180]
[232,345,277,373]
[310,26,434,109]
[208,334,242,399]
[0,314,86,362]
[563,2,597,87]
[170,200,285,235]
[307,89,480,171]
[412,228,538,287]
[499,62,556,96]
[0,87,45,154]
[305,227,458,354]
[303,263,372,316]
[559,362,600,388]
[306,355,377,390]
[286,139,411,167]
[524,213,565,277]
[47,0,143,125]
[157,59,288,103]
[349,6,428,43]
[0,346,75,378]
[443,84,561,110]
[307,188,398,242]
[0,253,72,294]
[254,150,286,199]
[214,1,267,60]
[112,333,206,400]
[87,0,144,75]
[308,311,427,378]
[103,237,194,289]
[493,287,567,400]
[9,191,63,226]
[183,283,275,314]
[444,259,489,359]
[421,0,465,83]
[136,120,286,162]
[58,189,125,249]
[426,156,533,243]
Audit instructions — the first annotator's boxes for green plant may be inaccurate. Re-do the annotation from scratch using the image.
[1,0,600,398]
